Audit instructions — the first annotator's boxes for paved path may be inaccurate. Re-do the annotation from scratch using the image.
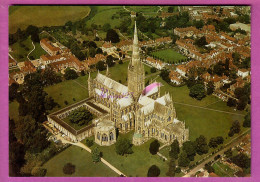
[157,152,168,161]
[73,80,88,90]
[183,128,250,177]
[173,101,245,116]
[27,41,35,61]
[157,6,162,13]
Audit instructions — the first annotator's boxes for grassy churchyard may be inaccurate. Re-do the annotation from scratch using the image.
[43,145,117,177]
[9,6,91,34]
[151,49,187,63]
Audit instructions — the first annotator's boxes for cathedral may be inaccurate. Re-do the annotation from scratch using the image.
[88,22,189,146]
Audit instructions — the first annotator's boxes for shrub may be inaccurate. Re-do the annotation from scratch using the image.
[86,139,94,147]
[149,139,160,155]
[31,167,47,177]
[147,165,160,177]
[63,163,75,175]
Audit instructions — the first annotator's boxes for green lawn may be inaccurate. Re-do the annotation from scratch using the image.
[9,6,91,34]
[29,42,47,59]
[212,161,236,177]
[43,145,117,177]
[151,49,187,63]
[44,79,89,112]
[63,116,93,131]
[86,6,123,29]
[85,131,169,177]
[9,37,33,62]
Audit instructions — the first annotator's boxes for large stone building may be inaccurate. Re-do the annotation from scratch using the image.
[88,22,189,146]
[48,22,189,146]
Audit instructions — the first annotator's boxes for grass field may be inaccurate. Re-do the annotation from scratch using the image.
[86,6,123,29]
[9,6,91,34]
[43,145,117,177]
[29,42,47,59]
[151,49,187,63]
[9,101,19,121]
[9,37,33,62]
[84,131,169,177]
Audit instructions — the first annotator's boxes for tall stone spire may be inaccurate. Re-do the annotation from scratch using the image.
[131,21,140,67]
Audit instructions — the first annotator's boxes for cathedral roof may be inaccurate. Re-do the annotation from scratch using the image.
[138,95,154,106]
[96,73,128,94]
[117,96,134,108]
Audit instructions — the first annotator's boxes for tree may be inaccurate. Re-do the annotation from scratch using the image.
[189,84,206,100]
[178,151,190,167]
[105,29,120,43]
[230,120,241,134]
[183,141,197,161]
[150,67,156,73]
[92,147,101,163]
[102,23,111,32]
[63,163,75,175]
[237,95,248,110]
[86,139,94,147]
[42,68,62,86]
[231,153,250,169]
[194,36,207,47]
[25,25,40,42]
[115,138,133,156]
[243,110,251,127]
[147,165,160,177]
[9,141,25,176]
[68,108,93,126]
[106,55,115,67]
[168,7,174,13]
[149,139,160,155]
[194,20,204,29]
[64,68,78,80]
[227,98,237,107]
[207,81,215,95]
[208,137,218,148]
[89,47,96,58]
[234,87,245,99]
[195,135,209,155]
[160,69,170,83]
[96,61,106,71]
[169,139,180,159]
[166,159,176,177]
[224,148,233,158]
[205,162,214,173]
[9,83,19,101]
[216,136,224,145]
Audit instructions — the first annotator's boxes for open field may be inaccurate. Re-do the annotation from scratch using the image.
[151,49,187,63]
[9,37,33,62]
[9,6,91,34]
[43,145,117,177]
[86,6,123,29]
[84,131,169,177]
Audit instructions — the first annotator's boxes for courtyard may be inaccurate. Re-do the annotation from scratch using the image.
[151,49,187,63]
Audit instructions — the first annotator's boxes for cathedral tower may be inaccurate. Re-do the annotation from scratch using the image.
[128,21,145,99]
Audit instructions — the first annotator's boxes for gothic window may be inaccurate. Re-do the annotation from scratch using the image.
[168,116,171,121]
[130,121,132,127]
[120,123,122,129]
[142,130,145,136]
[126,123,128,130]
[97,132,100,140]
[102,134,108,141]
[109,132,114,140]
[165,135,167,140]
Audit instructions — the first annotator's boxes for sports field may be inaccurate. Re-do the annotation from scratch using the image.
[9,6,91,34]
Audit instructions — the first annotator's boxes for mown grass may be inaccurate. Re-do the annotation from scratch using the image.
[9,6,91,34]
[43,145,117,177]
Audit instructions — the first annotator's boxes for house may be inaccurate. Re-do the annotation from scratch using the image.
[211,75,222,89]
[230,23,251,33]
[20,61,37,75]
[9,71,25,85]
[155,37,172,45]
[101,42,117,55]
[237,69,249,78]
[9,58,17,70]
[145,57,165,70]
[169,70,182,85]
[174,26,199,38]
[130,11,136,18]
[176,65,187,77]
[40,38,61,56]
[116,39,133,52]
[85,54,107,68]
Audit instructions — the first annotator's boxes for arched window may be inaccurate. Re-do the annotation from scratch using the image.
[168,116,171,121]
[120,123,122,129]
[109,132,114,140]
[165,135,167,140]
[125,123,128,130]
[97,132,100,140]
[102,134,108,141]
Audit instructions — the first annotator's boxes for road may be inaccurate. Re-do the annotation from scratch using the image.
[183,128,250,177]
